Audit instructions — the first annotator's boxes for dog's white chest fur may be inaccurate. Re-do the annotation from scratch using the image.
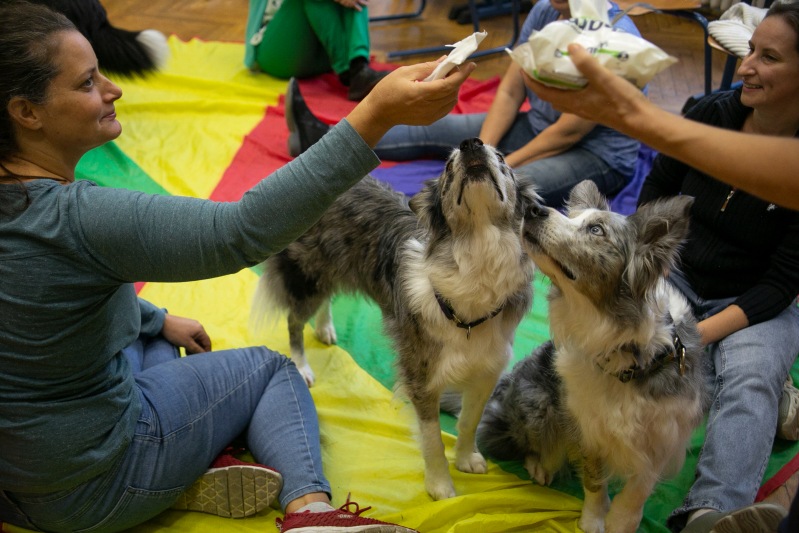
[403,229,531,389]
[552,284,703,480]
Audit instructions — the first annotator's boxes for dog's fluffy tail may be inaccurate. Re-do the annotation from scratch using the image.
[475,377,532,462]
[439,379,532,463]
[90,26,169,77]
[249,258,295,335]
[45,0,169,77]
[484,342,569,464]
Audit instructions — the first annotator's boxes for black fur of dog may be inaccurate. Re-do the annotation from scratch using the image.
[31,0,168,77]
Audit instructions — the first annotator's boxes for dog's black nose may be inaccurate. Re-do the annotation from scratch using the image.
[460,138,484,152]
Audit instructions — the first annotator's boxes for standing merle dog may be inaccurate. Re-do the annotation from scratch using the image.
[254,138,541,500]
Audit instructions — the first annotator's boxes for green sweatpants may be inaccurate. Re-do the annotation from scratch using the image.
[253,0,371,79]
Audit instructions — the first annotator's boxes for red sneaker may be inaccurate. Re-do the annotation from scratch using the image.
[276,495,419,532]
[172,452,282,518]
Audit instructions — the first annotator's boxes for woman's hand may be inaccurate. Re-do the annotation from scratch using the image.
[161,313,212,354]
[521,43,649,131]
[346,58,476,147]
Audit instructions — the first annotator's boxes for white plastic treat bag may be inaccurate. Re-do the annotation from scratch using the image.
[507,0,677,89]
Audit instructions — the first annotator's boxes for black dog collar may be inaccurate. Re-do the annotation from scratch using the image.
[434,291,503,340]
[613,333,687,383]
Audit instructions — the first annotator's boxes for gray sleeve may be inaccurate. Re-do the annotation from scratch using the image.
[138,298,166,336]
[72,120,380,282]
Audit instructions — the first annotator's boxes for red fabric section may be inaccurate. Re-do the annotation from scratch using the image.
[757,451,799,501]
[210,98,293,202]
[209,62,505,202]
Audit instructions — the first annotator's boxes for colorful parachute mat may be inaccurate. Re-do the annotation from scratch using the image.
[5,36,799,533]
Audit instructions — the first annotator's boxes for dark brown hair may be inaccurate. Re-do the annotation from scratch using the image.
[0,1,76,214]
[0,1,76,162]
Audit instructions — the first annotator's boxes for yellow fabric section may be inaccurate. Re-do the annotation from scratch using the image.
[5,270,584,533]
[3,36,586,533]
[135,270,583,533]
[109,37,285,199]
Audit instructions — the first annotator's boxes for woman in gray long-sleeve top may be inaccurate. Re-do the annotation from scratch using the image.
[0,3,474,532]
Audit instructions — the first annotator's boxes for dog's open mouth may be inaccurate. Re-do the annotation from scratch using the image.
[525,233,577,281]
[554,258,576,281]
[456,155,504,205]
[540,253,577,282]
[465,159,489,179]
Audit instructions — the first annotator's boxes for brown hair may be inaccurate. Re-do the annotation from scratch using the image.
[0,1,76,214]
[0,1,76,162]
[765,1,799,55]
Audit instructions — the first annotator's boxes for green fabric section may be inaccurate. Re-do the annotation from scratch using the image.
[76,142,169,195]
[331,273,799,533]
[332,272,552,392]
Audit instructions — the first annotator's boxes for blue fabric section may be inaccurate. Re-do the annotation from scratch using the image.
[609,144,656,215]
[370,161,445,196]
[371,144,656,216]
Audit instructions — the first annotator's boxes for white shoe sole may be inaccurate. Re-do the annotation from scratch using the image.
[172,465,282,518]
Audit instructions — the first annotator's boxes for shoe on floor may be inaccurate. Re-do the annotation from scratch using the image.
[285,77,330,157]
[679,503,787,533]
[347,65,389,101]
[275,495,418,532]
[711,502,787,533]
[172,453,282,518]
[777,374,799,440]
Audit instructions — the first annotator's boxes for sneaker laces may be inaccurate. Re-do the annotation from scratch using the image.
[338,493,372,517]
[275,494,373,529]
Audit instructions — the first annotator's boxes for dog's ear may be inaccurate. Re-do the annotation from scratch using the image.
[410,178,445,230]
[565,180,609,213]
[626,195,694,298]
[516,180,544,221]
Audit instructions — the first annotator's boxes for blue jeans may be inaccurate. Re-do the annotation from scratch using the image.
[373,112,630,207]
[667,270,799,530]
[3,335,330,532]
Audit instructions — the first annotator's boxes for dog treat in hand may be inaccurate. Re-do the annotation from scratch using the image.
[507,0,676,89]
[424,31,487,82]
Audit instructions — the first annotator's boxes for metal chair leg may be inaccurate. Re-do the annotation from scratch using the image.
[386,0,520,60]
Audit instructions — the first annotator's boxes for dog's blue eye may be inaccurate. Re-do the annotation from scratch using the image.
[589,224,605,236]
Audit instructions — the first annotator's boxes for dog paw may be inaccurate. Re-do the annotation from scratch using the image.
[314,322,337,345]
[425,477,456,501]
[296,364,316,387]
[578,515,605,533]
[524,456,553,486]
[455,451,487,474]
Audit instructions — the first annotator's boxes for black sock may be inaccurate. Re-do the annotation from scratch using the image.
[338,70,351,86]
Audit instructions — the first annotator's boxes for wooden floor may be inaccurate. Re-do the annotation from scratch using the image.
[103,0,741,115]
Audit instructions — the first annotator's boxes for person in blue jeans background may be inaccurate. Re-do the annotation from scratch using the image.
[0,1,473,531]
[519,18,799,533]
[286,0,642,207]
[633,5,799,532]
